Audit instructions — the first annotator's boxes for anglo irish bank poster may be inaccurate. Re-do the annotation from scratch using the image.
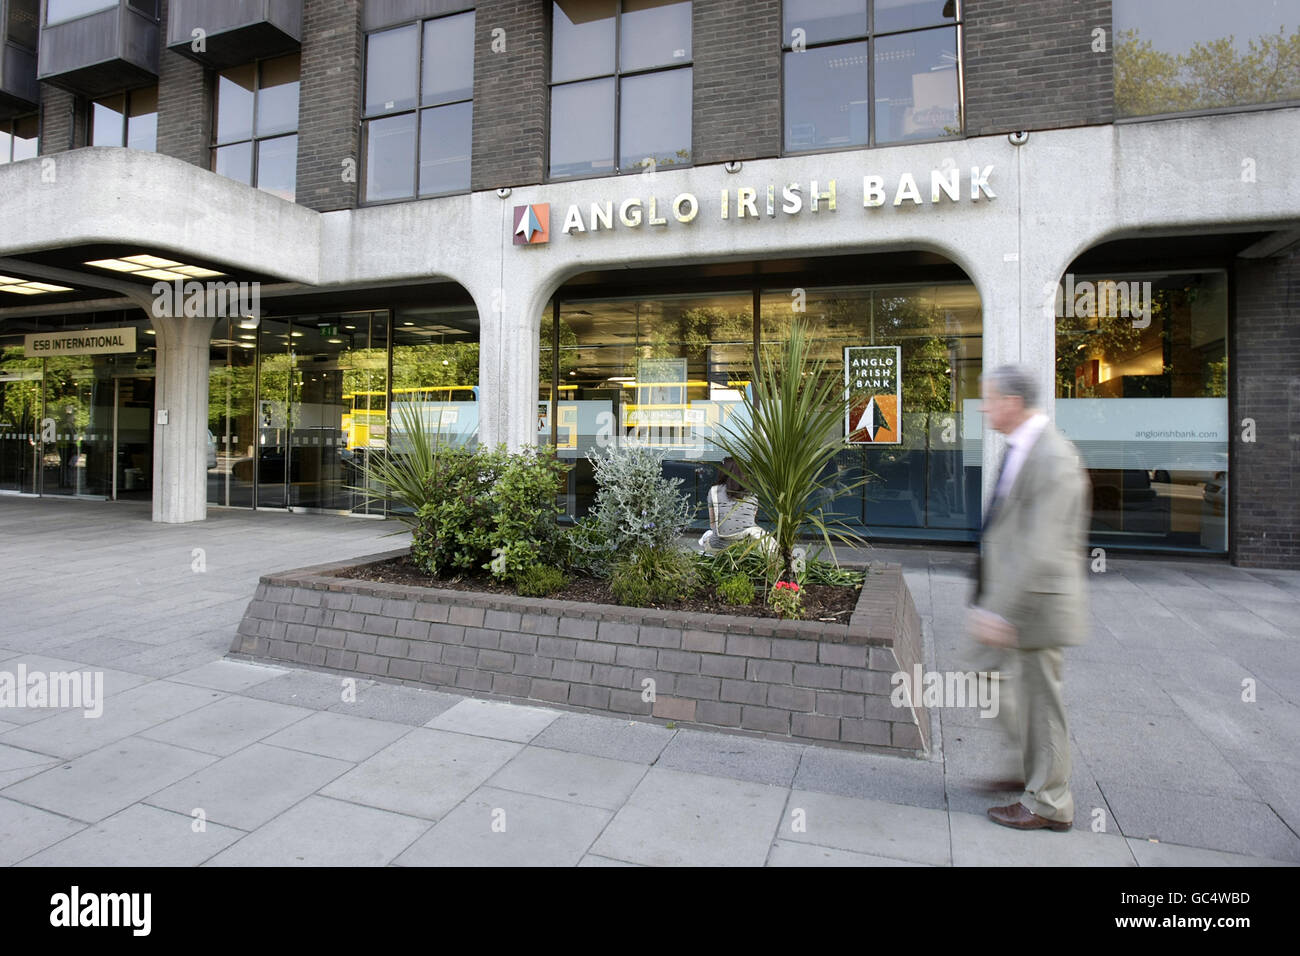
[844,346,901,444]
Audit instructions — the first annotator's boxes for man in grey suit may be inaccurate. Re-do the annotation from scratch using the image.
[967,364,1090,831]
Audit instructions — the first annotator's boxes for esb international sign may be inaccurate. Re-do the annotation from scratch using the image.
[844,346,901,444]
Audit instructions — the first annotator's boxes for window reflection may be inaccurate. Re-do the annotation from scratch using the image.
[212,57,298,199]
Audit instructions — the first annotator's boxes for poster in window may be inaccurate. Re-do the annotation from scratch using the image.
[844,346,901,444]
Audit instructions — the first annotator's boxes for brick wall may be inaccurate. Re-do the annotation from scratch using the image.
[692,0,781,166]
[470,0,547,190]
[155,0,210,167]
[963,0,1113,136]
[38,84,81,154]
[1232,251,1300,568]
[296,0,363,211]
[232,552,930,755]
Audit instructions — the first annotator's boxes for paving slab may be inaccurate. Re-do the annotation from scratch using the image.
[0,796,87,866]
[589,767,787,867]
[321,728,521,820]
[780,789,952,865]
[139,696,315,756]
[793,746,947,810]
[394,786,611,866]
[487,746,647,810]
[0,743,61,790]
[1125,838,1296,867]
[425,698,562,743]
[328,681,461,725]
[146,743,353,831]
[577,854,642,866]
[205,795,431,867]
[531,712,676,764]
[168,660,290,693]
[241,670,353,710]
[767,840,932,866]
[656,729,805,788]
[948,809,1137,866]
[16,804,246,867]
[261,711,413,763]
[1,737,216,823]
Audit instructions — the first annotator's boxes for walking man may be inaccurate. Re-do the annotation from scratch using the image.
[968,364,1090,831]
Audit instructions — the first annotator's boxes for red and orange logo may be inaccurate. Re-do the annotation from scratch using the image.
[513,204,549,245]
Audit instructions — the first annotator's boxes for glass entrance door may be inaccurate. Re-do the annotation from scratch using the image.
[112,374,154,500]
[0,369,41,494]
[39,357,113,498]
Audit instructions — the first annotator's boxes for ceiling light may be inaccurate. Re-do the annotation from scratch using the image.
[84,258,141,272]
[20,282,74,292]
[144,329,156,335]
[122,254,183,268]
[0,275,25,283]
[135,269,189,281]
[173,266,225,278]
[0,285,43,295]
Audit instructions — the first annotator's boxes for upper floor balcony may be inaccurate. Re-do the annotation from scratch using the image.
[36,0,159,98]
[167,0,301,70]
[0,0,38,118]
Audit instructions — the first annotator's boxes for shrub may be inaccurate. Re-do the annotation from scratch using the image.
[408,444,568,580]
[716,573,756,606]
[610,545,699,606]
[572,446,695,575]
[769,580,804,619]
[515,564,568,597]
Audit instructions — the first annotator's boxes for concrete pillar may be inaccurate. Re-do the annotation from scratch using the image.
[148,311,217,523]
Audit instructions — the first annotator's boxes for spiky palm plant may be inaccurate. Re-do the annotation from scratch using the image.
[349,399,442,533]
[709,320,868,583]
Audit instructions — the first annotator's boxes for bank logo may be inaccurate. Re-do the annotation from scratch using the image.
[513,204,549,245]
[845,345,901,445]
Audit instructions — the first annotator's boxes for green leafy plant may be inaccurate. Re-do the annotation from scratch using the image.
[709,319,868,585]
[610,545,699,607]
[802,558,866,588]
[515,564,568,597]
[716,573,756,606]
[350,399,444,534]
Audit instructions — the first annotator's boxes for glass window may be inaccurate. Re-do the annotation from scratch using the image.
[365,113,417,201]
[212,58,300,200]
[422,12,475,105]
[549,78,615,179]
[619,0,692,72]
[1114,0,1300,117]
[8,116,38,161]
[365,24,420,115]
[1055,271,1228,552]
[419,103,472,197]
[552,0,616,82]
[619,68,692,170]
[90,87,157,150]
[45,0,114,25]
[549,0,692,179]
[783,1,962,153]
[91,94,127,147]
[363,12,475,201]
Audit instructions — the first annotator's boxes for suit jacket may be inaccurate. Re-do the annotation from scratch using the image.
[976,423,1091,650]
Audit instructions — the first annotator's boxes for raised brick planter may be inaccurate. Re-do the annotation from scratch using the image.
[229,549,929,755]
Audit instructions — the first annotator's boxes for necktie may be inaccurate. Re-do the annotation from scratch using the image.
[973,445,1010,602]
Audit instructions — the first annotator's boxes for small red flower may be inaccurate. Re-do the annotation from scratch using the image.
[775,581,799,592]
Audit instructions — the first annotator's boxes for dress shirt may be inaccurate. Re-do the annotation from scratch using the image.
[993,412,1050,502]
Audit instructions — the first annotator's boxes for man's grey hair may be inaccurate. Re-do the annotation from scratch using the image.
[983,364,1040,410]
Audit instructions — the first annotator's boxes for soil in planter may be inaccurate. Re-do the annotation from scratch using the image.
[338,554,861,621]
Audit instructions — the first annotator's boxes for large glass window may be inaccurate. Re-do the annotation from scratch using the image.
[362,11,474,202]
[549,0,692,179]
[212,55,300,201]
[90,87,158,151]
[0,116,39,164]
[782,0,961,153]
[1114,0,1300,118]
[44,0,114,24]
[539,281,983,537]
[1055,271,1228,553]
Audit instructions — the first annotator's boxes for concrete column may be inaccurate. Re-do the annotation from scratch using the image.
[472,274,548,453]
[148,311,217,523]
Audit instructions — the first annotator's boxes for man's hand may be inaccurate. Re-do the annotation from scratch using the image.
[968,607,1018,648]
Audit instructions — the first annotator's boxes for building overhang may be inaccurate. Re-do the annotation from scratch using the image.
[166,0,302,71]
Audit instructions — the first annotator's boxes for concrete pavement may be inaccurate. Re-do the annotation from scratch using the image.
[1,496,1296,866]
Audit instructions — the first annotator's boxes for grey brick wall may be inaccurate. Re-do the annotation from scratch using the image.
[470,0,547,190]
[155,0,210,167]
[38,84,82,154]
[296,0,363,211]
[232,555,930,755]
[963,0,1113,136]
[1232,251,1300,569]
[692,0,781,166]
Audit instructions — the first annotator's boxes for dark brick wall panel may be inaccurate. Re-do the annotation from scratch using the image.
[296,0,363,211]
[964,0,1113,136]
[692,0,781,166]
[38,85,81,154]
[471,0,546,190]
[232,556,930,755]
[156,0,210,166]
[1232,251,1300,569]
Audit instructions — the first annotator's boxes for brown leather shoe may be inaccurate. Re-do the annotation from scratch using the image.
[987,802,1070,831]
[975,778,1025,793]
